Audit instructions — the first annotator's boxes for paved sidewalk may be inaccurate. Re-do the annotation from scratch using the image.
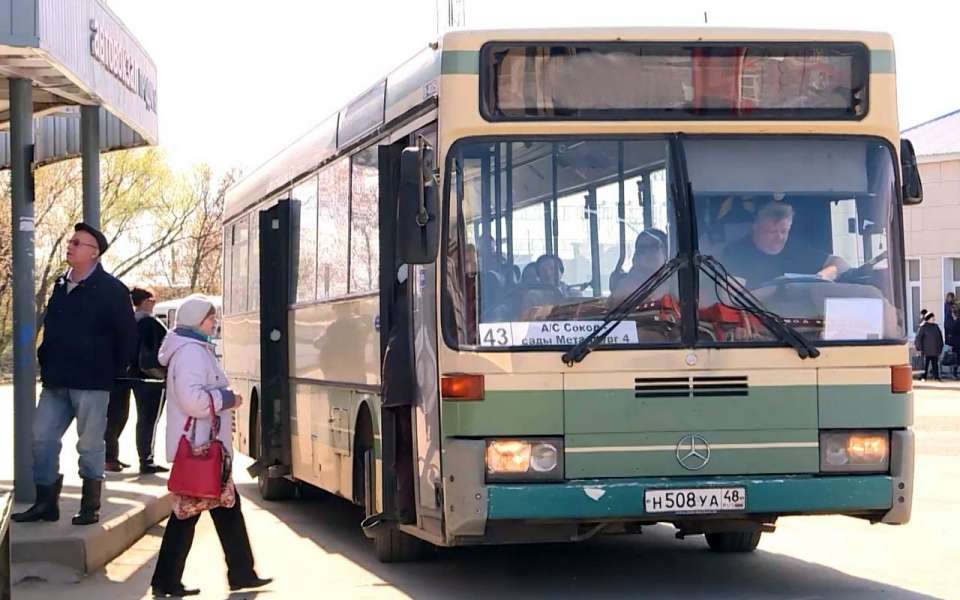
[912,378,960,391]
[0,384,171,581]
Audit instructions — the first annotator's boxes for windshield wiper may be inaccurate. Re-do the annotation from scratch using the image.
[697,254,820,359]
[562,256,684,366]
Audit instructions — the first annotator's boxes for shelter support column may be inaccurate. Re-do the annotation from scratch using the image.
[10,78,36,502]
[80,105,100,228]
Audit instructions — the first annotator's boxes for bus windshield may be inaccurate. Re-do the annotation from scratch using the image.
[443,136,905,350]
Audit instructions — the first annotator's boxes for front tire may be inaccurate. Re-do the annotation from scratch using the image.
[374,526,430,563]
[360,447,431,563]
[257,471,296,501]
[705,530,762,553]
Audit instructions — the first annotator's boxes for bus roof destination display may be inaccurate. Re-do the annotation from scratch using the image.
[482,43,868,121]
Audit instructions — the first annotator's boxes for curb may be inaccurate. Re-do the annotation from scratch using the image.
[12,491,171,578]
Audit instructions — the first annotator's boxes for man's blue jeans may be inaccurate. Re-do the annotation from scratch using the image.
[32,387,110,485]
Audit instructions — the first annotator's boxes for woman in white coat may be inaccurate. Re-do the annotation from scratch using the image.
[149,295,270,598]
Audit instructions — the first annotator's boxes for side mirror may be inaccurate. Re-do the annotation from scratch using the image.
[397,140,439,264]
[900,138,923,205]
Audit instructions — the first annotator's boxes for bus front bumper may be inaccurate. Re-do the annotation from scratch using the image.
[486,474,892,521]
[442,431,912,539]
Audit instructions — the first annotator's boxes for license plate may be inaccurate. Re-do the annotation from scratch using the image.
[644,487,746,514]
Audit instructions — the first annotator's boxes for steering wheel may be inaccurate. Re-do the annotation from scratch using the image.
[836,250,888,284]
[754,274,827,289]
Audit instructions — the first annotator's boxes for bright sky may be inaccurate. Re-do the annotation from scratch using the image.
[108,0,960,177]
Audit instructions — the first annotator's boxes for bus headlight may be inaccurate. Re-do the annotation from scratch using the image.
[820,431,889,472]
[485,438,564,481]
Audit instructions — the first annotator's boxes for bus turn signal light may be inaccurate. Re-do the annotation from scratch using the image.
[441,374,484,401]
[891,365,913,393]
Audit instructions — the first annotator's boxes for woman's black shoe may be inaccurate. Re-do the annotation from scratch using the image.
[229,577,272,591]
[139,463,170,475]
[152,584,200,597]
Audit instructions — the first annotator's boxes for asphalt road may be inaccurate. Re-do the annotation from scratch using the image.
[12,387,960,600]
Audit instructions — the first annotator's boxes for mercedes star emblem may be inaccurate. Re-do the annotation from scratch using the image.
[676,433,711,470]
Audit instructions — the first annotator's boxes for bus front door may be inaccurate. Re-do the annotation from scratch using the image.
[251,200,294,488]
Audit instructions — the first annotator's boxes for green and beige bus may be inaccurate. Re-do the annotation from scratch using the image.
[221,27,923,561]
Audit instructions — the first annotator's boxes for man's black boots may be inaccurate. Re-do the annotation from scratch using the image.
[72,478,102,525]
[12,475,63,523]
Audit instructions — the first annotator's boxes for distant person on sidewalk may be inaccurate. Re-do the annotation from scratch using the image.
[104,286,170,474]
[150,296,270,598]
[950,306,960,379]
[13,223,137,526]
[915,312,944,381]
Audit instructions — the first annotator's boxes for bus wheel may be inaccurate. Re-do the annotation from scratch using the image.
[257,471,296,501]
[705,530,762,553]
[360,448,431,563]
[374,525,430,563]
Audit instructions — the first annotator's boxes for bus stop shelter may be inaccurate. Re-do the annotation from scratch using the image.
[0,0,158,507]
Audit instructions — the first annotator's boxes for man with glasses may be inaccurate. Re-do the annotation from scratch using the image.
[13,223,137,526]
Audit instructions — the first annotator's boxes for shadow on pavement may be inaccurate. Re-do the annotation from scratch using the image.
[236,482,937,600]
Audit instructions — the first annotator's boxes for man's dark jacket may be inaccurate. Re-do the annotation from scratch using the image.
[915,321,945,358]
[38,263,138,391]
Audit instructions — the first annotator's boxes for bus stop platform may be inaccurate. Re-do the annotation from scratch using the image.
[1,385,171,582]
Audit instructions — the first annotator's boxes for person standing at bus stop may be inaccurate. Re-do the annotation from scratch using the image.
[12,223,137,526]
[915,312,944,381]
[104,287,170,474]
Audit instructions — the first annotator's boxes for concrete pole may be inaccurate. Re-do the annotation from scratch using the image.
[80,105,100,228]
[10,79,36,502]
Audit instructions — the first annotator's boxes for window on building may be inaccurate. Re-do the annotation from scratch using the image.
[945,257,960,299]
[318,158,350,299]
[294,175,319,303]
[350,146,380,293]
[907,258,921,335]
[230,220,249,313]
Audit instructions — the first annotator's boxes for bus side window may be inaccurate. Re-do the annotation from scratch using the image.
[350,146,380,293]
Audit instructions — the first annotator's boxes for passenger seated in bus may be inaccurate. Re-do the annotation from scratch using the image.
[535,254,572,297]
[609,229,669,306]
[520,262,541,286]
[478,233,518,287]
[719,201,849,289]
[512,255,567,318]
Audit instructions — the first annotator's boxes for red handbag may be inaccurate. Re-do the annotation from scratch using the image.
[167,396,227,499]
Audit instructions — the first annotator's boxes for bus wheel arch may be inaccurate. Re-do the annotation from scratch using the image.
[353,402,374,507]
[354,401,430,562]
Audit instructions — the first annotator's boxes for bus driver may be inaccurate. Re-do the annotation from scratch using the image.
[719,201,849,289]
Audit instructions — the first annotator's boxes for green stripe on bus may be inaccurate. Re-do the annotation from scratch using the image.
[486,475,892,520]
[441,50,480,75]
[819,386,911,428]
[566,429,819,478]
[871,49,895,74]
[565,386,817,433]
[441,383,907,439]
[442,390,564,436]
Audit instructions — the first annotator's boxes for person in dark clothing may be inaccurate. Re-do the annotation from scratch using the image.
[13,223,137,526]
[380,266,416,523]
[104,287,170,474]
[947,306,960,379]
[915,312,944,381]
[720,201,849,288]
[104,380,133,472]
[944,292,956,333]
